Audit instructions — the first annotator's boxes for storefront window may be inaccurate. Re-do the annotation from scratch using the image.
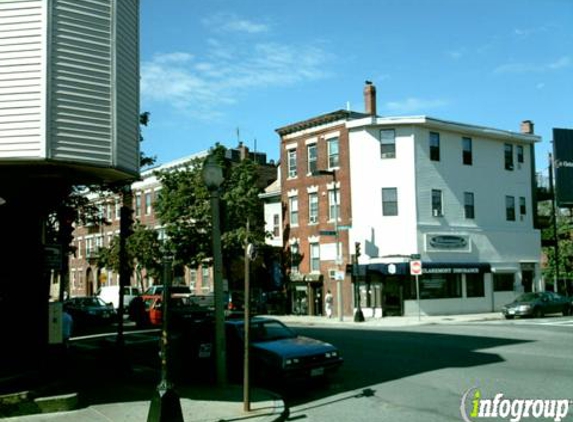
[466,273,485,297]
[420,274,462,299]
[494,273,514,291]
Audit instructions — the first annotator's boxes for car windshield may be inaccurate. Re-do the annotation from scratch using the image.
[78,297,107,307]
[515,293,541,302]
[245,320,297,342]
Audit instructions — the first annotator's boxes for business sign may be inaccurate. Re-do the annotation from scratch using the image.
[425,234,471,252]
[553,128,573,207]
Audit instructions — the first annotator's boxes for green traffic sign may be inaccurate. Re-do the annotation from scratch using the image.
[319,230,337,236]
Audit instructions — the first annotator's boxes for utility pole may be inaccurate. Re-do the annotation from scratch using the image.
[549,153,560,293]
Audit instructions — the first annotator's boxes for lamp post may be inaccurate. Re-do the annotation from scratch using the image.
[314,169,343,321]
[202,154,227,386]
[147,255,183,422]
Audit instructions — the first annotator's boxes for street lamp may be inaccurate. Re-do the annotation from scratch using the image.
[147,255,183,422]
[202,154,227,386]
[313,169,343,321]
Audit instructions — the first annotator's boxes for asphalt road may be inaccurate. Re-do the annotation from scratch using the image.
[282,317,573,422]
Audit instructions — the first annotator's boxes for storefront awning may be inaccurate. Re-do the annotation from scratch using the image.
[289,272,324,283]
[361,262,491,276]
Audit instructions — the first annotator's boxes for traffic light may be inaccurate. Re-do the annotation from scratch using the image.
[355,242,361,259]
[120,205,134,239]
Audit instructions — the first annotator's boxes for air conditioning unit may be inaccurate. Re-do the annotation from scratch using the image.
[309,216,318,224]
[328,269,337,280]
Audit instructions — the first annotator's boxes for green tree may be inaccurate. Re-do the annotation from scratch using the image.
[97,223,162,291]
[154,145,268,286]
[539,202,573,286]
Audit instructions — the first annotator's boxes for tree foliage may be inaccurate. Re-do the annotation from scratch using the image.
[154,145,268,275]
[97,223,162,288]
[540,203,573,282]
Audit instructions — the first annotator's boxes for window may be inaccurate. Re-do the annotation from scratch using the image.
[520,196,526,216]
[105,203,113,221]
[135,193,141,217]
[201,265,211,292]
[189,270,197,293]
[290,244,300,273]
[517,145,524,164]
[308,193,318,224]
[380,129,396,158]
[288,149,297,178]
[464,192,475,219]
[466,274,485,297]
[506,196,516,221]
[462,137,472,165]
[504,144,514,170]
[115,199,121,220]
[430,132,440,161]
[327,137,339,168]
[273,214,280,237]
[307,144,317,174]
[494,273,514,291]
[145,192,152,215]
[420,274,462,299]
[310,243,320,272]
[289,196,299,226]
[328,189,340,221]
[432,189,443,217]
[382,188,398,216]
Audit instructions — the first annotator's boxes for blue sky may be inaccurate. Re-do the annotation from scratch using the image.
[139,0,572,174]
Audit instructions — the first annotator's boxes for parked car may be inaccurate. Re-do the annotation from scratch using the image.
[143,285,191,296]
[225,317,343,383]
[63,296,116,327]
[96,285,140,311]
[501,291,571,319]
[132,293,210,328]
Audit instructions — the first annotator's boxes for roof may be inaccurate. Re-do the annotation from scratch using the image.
[275,109,370,136]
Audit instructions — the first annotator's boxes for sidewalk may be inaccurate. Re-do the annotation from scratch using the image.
[1,312,499,421]
[1,385,285,422]
[270,311,502,328]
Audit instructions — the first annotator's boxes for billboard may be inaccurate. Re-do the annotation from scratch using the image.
[553,128,573,207]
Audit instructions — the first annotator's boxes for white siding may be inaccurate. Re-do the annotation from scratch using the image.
[48,0,113,164]
[113,0,139,174]
[413,126,540,265]
[0,0,46,158]
[348,126,419,260]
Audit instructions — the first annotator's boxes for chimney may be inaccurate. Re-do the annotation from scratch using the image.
[364,81,377,116]
[238,141,249,161]
[520,120,534,134]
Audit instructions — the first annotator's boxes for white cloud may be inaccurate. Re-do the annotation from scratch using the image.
[536,82,546,90]
[202,13,270,34]
[384,98,448,114]
[494,56,571,74]
[141,42,332,118]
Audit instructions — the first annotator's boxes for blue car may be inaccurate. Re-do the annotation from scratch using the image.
[225,317,343,383]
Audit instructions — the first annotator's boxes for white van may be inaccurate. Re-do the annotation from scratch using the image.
[97,285,141,310]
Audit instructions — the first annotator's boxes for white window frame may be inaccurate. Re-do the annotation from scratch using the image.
[380,129,396,159]
[327,137,339,169]
[310,242,320,272]
[288,149,297,178]
[308,192,318,224]
[289,196,299,227]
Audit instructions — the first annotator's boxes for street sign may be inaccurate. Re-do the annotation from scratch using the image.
[410,253,421,260]
[319,230,337,236]
[338,225,352,230]
[410,260,422,276]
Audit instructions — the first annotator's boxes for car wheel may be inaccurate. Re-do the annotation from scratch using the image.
[532,307,543,318]
[504,315,514,320]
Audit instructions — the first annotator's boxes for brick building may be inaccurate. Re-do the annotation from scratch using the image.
[64,144,276,299]
[270,83,542,318]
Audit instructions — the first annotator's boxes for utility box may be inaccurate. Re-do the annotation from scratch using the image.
[48,301,63,345]
[0,0,140,182]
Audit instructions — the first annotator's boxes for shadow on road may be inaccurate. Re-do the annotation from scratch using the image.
[278,326,530,409]
[1,324,531,418]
